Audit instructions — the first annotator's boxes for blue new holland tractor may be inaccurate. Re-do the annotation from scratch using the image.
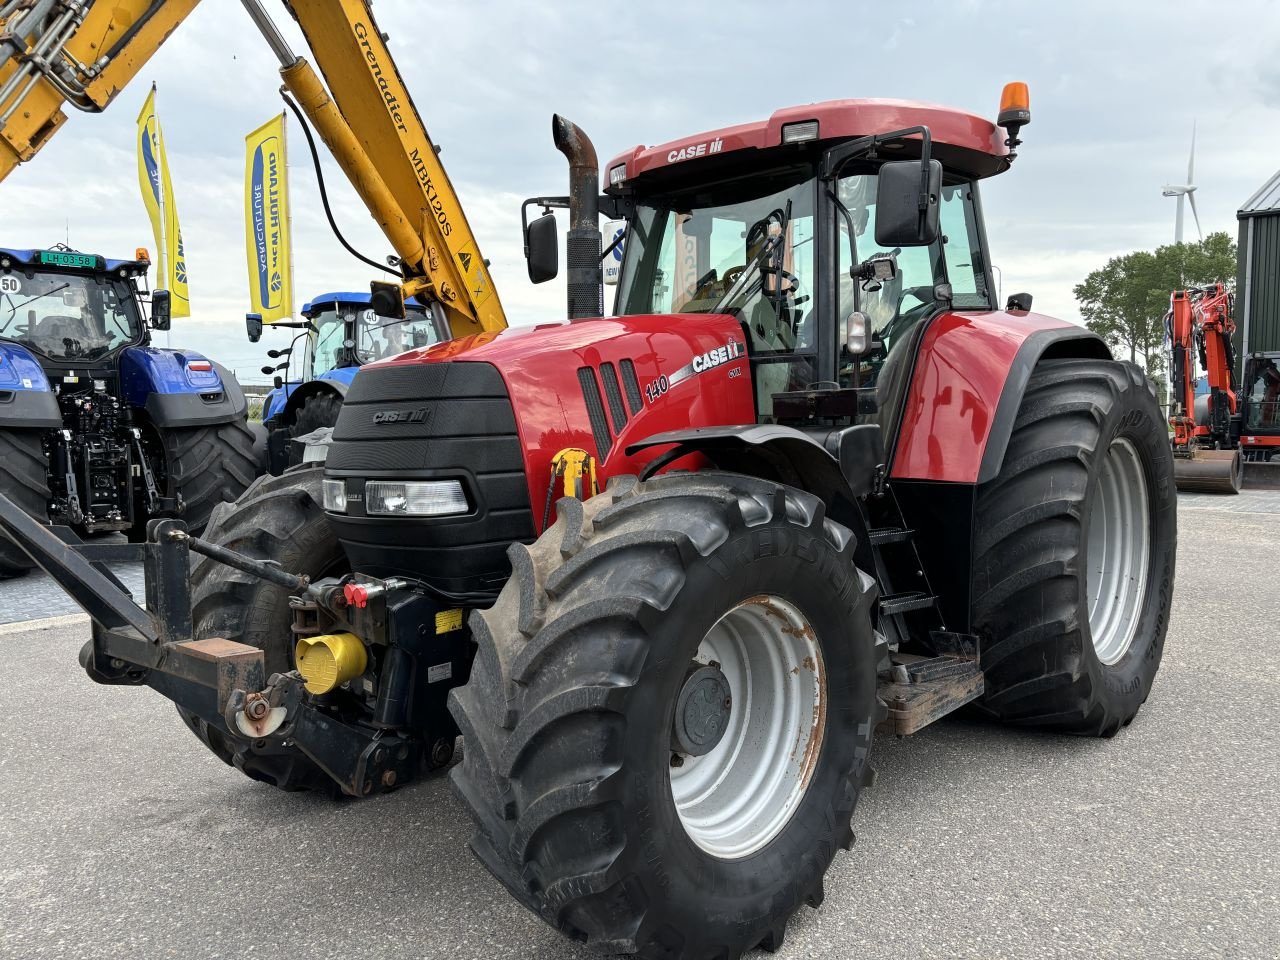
[0,246,258,577]
[251,291,450,474]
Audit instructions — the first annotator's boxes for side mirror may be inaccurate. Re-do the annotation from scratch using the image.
[370,280,406,320]
[525,212,559,284]
[245,312,264,343]
[874,159,942,248]
[1006,292,1033,312]
[151,289,171,332]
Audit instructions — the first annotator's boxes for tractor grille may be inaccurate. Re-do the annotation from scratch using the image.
[325,361,535,595]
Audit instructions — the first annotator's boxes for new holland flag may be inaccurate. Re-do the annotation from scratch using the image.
[244,113,293,323]
[136,85,191,318]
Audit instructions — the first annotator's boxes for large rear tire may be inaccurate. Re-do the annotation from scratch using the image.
[971,359,1176,735]
[450,473,881,959]
[0,427,50,579]
[159,418,259,534]
[176,467,342,793]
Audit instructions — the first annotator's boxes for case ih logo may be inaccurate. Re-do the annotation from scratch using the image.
[372,408,428,425]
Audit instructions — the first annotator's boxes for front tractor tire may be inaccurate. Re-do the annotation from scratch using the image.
[177,467,342,793]
[972,359,1177,735]
[450,473,882,959]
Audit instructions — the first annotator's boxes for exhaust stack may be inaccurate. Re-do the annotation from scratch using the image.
[552,114,603,319]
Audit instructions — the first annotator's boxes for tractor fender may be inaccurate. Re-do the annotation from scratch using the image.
[0,342,60,427]
[121,348,248,428]
[276,376,348,426]
[890,312,1110,485]
[625,422,884,510]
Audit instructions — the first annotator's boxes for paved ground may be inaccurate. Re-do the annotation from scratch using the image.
[1,495,1277,960]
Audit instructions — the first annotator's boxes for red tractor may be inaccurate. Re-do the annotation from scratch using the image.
[1,84,1177,959]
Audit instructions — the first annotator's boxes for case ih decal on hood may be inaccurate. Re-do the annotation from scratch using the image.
[645,339,746,404]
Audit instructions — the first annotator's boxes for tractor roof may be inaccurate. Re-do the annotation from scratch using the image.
[0,246,149,275]
[301,291,425,316]
[604,98,1010,191]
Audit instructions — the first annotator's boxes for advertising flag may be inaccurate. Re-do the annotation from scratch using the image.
[244,113,293,323]
[136,85,191,318]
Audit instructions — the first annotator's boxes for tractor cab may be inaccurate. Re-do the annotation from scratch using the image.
[0,246,161,372]
[305,292,449,375]
[602,97,1018,426]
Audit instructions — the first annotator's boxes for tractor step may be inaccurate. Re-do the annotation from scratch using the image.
[878,591,936,616]
[868,526,914,546]
[877,655,984,736]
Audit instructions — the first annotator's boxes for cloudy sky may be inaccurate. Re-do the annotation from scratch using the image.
[6,0,1279,384]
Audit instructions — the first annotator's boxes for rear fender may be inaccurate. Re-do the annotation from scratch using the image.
[277,377,348,426]
[890,311,1110,484]
[121,348,248,428]
[0,341,59,427]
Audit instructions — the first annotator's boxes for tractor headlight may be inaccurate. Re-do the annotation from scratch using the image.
[365,480,468,517]
[322,478,348,513]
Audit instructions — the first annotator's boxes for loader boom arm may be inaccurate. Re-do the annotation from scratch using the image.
[0,0,506,337]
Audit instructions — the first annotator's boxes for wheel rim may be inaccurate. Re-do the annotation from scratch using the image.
[1085,437,1151,665]
[669,595,826,859]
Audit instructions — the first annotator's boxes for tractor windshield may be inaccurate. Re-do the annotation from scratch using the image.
[311,303,449,375]
[616,169,815,327]
[0,269,143,361]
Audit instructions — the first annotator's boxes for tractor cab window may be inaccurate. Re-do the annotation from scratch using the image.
[616,170,816,417]
[356,306,448,363]
[311,307,350,374]
[0,269,142,361]
[310,303,448,374]
[834,173,990,404]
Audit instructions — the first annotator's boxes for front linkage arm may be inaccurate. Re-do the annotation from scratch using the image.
[0,491,425,797]
[0,491,268,716]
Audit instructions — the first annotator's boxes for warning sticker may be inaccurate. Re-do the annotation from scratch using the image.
[435,608,463,634]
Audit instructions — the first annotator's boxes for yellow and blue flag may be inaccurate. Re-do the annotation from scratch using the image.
[135,85,190,318]
[244,113,292,323]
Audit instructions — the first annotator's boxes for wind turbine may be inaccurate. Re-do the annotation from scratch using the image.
[1162,123,1202,244]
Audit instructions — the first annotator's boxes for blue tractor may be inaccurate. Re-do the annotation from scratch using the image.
[0,246,259,578]
[251,291,450,474]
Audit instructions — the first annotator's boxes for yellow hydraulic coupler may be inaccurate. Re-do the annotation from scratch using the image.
[295,633,368,695]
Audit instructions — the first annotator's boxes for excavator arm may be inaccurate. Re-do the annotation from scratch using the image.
[0,0,506,337]
[0,0,200,179]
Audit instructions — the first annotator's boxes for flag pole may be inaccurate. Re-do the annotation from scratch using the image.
[152,85,172,346]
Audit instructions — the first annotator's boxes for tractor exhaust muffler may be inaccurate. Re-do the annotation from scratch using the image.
[552,114,603,320]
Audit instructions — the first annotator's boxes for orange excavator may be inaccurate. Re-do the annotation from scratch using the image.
[1168,283,1244,492]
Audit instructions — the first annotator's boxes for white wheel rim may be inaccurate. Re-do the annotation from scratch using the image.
[1085,437,1151,665]
[670,595,826,860]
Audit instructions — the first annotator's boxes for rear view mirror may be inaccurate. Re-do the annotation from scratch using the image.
[874,159,942,247]
[370,280,406,320]
[245,312,264,343]
[526,212,559,284]
[150,289,171,331]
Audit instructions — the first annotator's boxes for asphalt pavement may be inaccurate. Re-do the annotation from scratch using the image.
[0,494,1276,960]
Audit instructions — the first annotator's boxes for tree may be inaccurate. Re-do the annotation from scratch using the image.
[1073,232,1237,383]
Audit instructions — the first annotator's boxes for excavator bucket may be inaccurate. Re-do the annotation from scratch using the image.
[1243,458,1280,490]
[1173,448,1243,494]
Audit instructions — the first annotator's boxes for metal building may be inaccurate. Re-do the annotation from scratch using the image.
[1236,170,1280,360]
